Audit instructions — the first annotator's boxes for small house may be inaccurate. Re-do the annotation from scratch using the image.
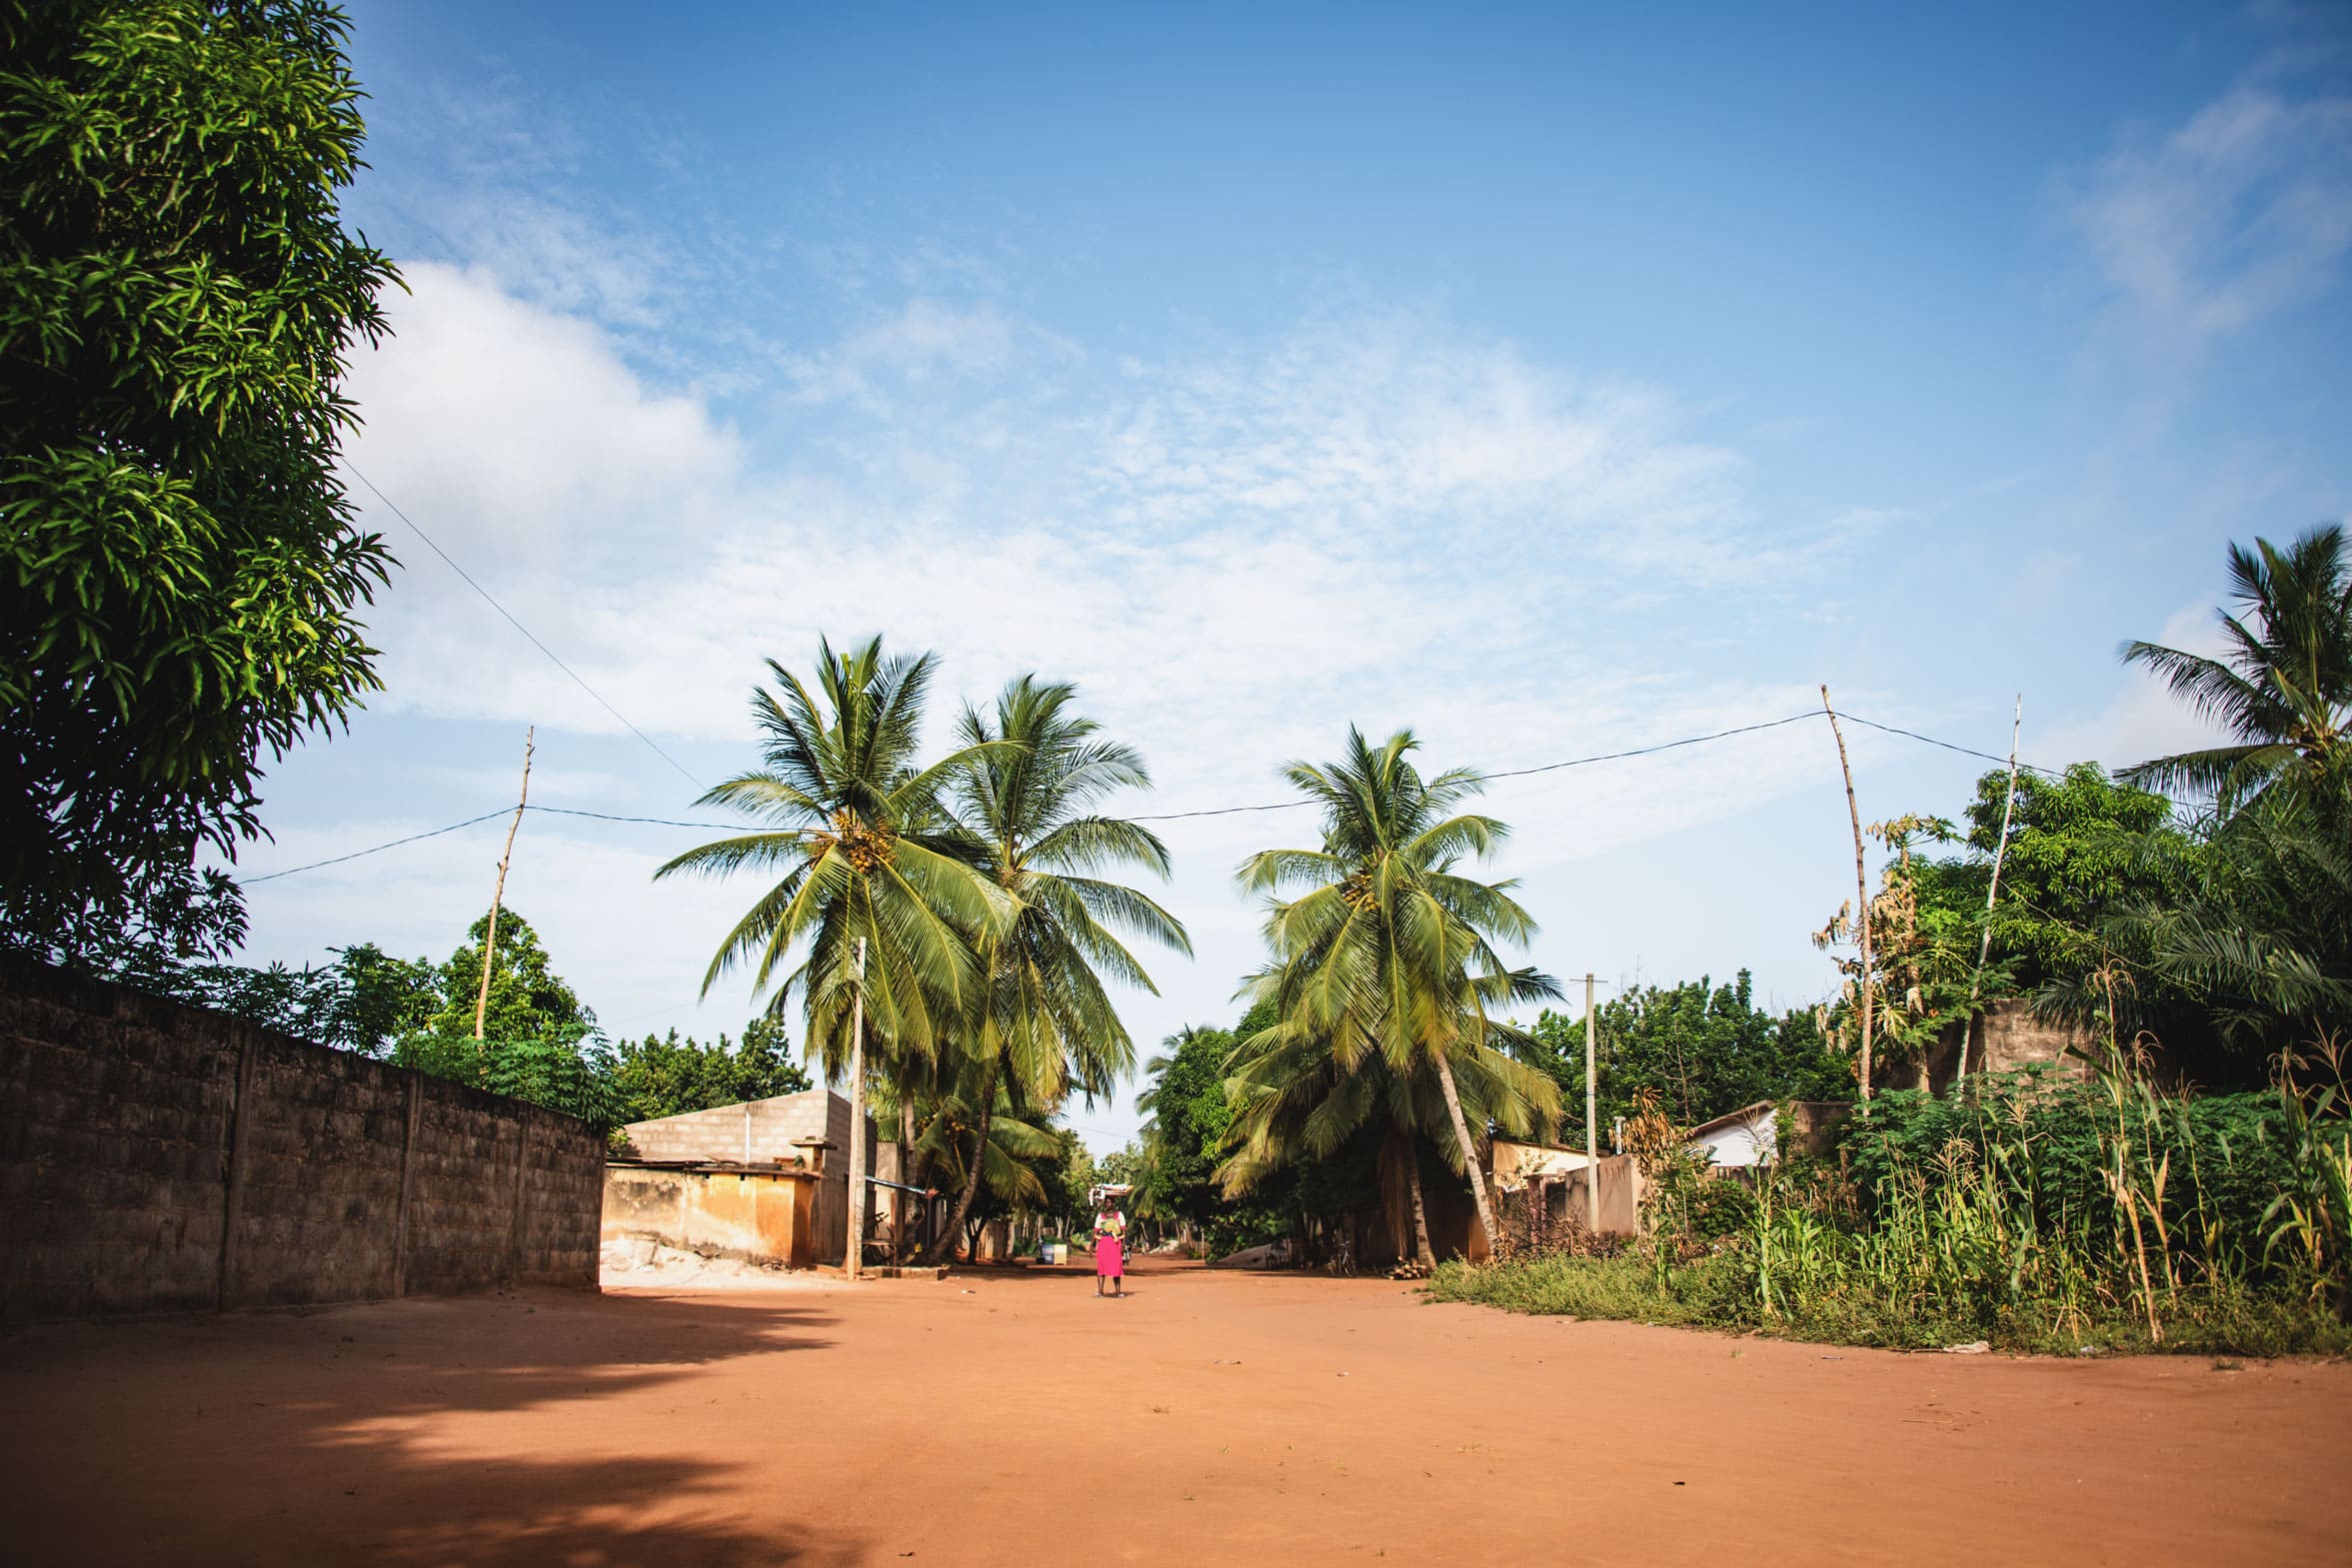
[1684,1101,1777,1168]
[609,1087,874,1266]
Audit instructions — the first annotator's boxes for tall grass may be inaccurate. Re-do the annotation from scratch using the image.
[1435,1055,2352,1356]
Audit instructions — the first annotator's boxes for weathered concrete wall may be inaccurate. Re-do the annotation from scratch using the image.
[1926,998,2096,1092]
[603,1163,820,1269]
[0,957,603,1323]
[613,1088,872,1265]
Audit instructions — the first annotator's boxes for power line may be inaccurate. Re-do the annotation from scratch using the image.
[243,809,513,883]
[346,465,706,793]
[1831,711,2065,781]
[1487,711,1822,782]
[1124,716,1819,821]
[529,805,750,830]
[1127,707,2005,821]
[233,707,2058,883]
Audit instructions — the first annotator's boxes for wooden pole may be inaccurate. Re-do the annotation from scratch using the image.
[1584,972,1599,1236]
[846,935,869,1280]
[1820,689,1873,1105]
[473,726,534,1041]
[1960,696,2024,1086]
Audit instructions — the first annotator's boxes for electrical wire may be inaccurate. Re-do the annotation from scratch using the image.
[528,805,749,830]
[233,706,2044,883]
[242,809,515,883]
[347,465,706,792]
[1831,711,2063,781]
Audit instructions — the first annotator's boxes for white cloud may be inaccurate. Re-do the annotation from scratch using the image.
[780,298,1081,411]
[290,259,1910,1148]
[2040,603,2236,775]
[1086,314,1756,579]
[345,266,1868,768]
[2069,85,2352,359]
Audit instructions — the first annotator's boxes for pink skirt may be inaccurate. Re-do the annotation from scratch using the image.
[1095,1235,1124,1277]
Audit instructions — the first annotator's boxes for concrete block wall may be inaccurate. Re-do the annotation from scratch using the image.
[1926,998,2096,1093]
[0,956,605,1323]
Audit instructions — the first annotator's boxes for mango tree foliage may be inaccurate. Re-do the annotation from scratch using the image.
[610,1018,814,1125]
[1521,970,1849,1137]
[1135,1023,1238,1228]
[0,0,397,959]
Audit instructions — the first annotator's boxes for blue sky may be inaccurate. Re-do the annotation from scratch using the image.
[232,2,2351,1150]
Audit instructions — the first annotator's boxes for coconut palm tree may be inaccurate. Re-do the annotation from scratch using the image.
[1216,1006,1557,1266]
[1236,727,1560,1257]
[907,1055,1068,1261]
[654,636,1010,1275]
[925,676,1190,1262]
[2122,525,2352,806]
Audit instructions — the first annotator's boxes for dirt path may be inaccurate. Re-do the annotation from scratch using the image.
[1,1258,2343,1566]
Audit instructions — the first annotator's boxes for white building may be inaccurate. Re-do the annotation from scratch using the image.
[1683,1100,1777,1168]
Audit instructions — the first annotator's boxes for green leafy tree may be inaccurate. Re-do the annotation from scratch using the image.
[1522,970,1849,1138]
[1236,728,1563,1257]
[1052,1131,1099,1236]
[108,937,435,1053]
[2121,525,2352,806]
[419,909,593,1041]
[1136,1024,1238,1233]
[926,676,1189,1263]
[0,0,398,963]
[394,1030,621,1131]
[610,1017,815,1125]
[386,911,618,1128]
[326,941,441,1050]
[1914,764,2193,991]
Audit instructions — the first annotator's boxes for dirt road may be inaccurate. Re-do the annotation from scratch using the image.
[0,1258,2343,1566]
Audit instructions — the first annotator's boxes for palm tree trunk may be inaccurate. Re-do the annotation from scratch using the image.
[1433,1050,1501,1259]
[1404,1144,1435,1267]
[846,937,869,1280]
[930,1053,1000,1265]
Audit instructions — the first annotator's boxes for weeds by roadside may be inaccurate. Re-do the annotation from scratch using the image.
[1433,1054,2352,1358]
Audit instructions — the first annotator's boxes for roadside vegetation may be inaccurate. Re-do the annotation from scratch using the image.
[1430,1054,2352,1356]
[1426,526,2352,1354]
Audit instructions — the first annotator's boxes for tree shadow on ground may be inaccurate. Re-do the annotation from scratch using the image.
[0,1288,856,1567]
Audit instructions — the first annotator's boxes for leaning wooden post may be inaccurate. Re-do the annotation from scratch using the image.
[1820,689,1873,1107]
[845,935,869,1280]
[1959,696,2023,1087]
[473,727,535,1040]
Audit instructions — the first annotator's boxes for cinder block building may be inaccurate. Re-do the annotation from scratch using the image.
[610,1088,874,1265]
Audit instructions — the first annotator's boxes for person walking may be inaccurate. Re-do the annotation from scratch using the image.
[1094,1199,1127,1299]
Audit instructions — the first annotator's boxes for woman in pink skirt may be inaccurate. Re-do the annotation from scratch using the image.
[1094,1200,1127,1298]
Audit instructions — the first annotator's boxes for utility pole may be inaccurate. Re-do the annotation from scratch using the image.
[845,936,869,1281]
[473,727,534,1041]
[897,1099,915,1266]
[1583,972,1599,1236]
[1821,687,1873,1107]
[1960,696,2024,1087]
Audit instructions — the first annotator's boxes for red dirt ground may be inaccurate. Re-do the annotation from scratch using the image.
[0,1258,2344,1566]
